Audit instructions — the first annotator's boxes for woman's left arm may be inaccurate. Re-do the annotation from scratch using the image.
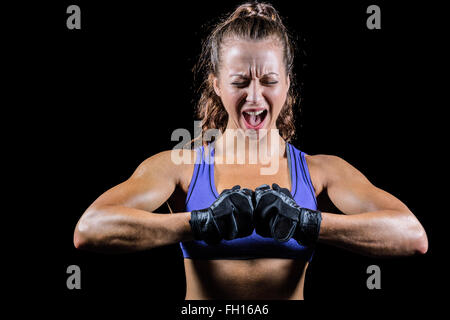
[308,155,428,257]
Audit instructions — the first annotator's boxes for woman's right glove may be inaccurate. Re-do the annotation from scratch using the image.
[189,185,254,244]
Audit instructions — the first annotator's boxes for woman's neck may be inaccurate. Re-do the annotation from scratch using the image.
[212,128,286,166]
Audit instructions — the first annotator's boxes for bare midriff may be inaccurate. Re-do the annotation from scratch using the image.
[184,258,308,300]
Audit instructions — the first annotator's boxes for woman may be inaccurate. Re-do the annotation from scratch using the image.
[73,2,428,300]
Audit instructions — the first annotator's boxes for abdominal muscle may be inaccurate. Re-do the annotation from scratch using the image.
[184,258,309,300]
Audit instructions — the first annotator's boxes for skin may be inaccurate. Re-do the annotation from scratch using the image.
[73,39,428,300]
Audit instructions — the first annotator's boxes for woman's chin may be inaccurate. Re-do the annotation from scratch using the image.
[240,126,273,143]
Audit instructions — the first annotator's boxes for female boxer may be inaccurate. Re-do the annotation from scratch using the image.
[73,2,428,299]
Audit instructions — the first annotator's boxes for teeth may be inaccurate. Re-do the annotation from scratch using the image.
[244,110,265,116]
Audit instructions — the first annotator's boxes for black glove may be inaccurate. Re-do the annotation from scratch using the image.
[189,185,254,244]
[253,183,322,245]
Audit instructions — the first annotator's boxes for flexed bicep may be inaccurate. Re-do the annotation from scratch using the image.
[89,150,179,213]
[319,155,410,215]
[74,150,193,252]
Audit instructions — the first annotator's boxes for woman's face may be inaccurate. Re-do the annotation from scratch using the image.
[213,38,290,135]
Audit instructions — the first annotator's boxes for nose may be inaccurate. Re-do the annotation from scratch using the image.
[246,80,263,105]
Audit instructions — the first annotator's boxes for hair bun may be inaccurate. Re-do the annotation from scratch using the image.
[232,2,281,23]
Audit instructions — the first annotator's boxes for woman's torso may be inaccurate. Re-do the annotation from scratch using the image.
[169,142,319,299]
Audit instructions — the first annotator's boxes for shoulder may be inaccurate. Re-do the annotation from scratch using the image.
[131,149,198,187]
[304,154,368,193]
[305,154,351,171]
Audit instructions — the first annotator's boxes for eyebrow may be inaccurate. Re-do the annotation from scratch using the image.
[229,72,279,77]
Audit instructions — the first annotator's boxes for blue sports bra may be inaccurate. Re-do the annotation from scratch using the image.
[180,142,318,260]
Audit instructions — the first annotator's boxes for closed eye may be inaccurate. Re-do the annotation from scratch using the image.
[231,80,278,86]
[231,82,249,87]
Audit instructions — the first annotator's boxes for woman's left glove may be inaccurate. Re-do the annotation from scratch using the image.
[253,183,322,245]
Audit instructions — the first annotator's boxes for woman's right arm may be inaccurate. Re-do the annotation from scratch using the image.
[73,150,194,253]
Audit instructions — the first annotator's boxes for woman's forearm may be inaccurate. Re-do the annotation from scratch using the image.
[74,205,193,253]
[318,210,428,257]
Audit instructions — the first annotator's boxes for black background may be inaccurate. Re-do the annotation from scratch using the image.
[9,0,444,311]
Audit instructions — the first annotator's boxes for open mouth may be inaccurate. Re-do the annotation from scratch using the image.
[242,109,268,130]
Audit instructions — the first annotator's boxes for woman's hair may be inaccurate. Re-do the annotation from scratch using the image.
[193,1,299,145]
